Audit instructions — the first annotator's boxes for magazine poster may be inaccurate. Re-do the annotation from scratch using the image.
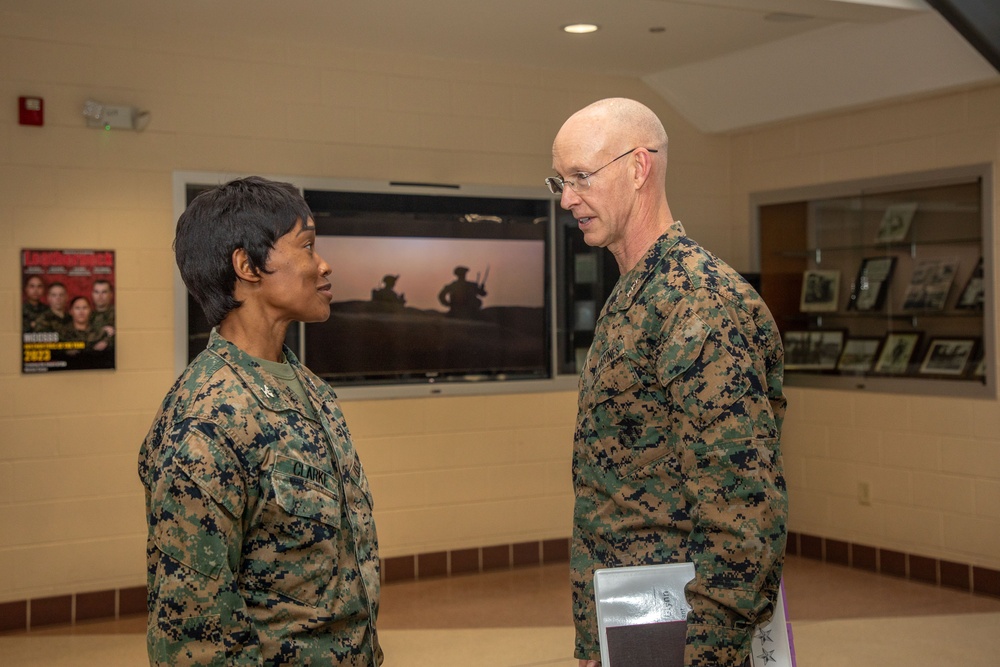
[21,249,116,373]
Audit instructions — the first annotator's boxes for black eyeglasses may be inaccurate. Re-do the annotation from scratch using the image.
[545,147,658,195]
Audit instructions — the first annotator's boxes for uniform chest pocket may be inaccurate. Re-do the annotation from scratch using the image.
[585,351,672,477]
[243,466,342,607]
[590,349,639,414]
[660,315,750,432]
[272,473,341,529]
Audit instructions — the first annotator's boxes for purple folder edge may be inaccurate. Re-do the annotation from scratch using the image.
[782,582,797,667]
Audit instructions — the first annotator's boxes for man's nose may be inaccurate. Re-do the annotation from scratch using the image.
[560,186,580,210]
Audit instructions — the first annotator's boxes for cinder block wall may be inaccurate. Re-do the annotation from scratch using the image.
[0,9,725,606]
[4,7,997,619]
[731,84,1000,573]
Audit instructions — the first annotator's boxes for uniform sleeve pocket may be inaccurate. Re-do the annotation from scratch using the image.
[151,468,230,580]
[659,314,750,431]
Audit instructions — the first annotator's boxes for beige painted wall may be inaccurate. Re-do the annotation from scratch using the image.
[731,84,1000,571]
[0,13,729,603]
[2,10,997,607]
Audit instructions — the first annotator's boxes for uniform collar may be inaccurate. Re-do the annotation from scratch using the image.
[207,329,317,412]
[602,220,686,314]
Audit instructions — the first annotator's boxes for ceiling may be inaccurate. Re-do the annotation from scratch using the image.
[4,0,998,132]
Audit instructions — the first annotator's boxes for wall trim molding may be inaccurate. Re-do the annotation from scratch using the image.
[4,534,997,633]
[788,530,1000,599]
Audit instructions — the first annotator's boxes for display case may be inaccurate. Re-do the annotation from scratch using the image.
[755,165,993,396]
[555,208,619,375]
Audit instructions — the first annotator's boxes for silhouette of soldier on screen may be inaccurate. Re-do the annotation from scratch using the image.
[438,265,487,318]
[371,274,406,309]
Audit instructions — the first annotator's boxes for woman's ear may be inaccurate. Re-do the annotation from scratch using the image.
[232,248,261,284]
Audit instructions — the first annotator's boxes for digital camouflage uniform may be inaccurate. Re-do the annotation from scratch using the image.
[573,221,787,666]
[32,309,71,337]
[139,331,382,666]
[62,323,109,350]
[90,305,115,348]
[22,301,47,332]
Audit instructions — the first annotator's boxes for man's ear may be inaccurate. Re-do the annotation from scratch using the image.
[232,248,261,284]
[632,149,654,189]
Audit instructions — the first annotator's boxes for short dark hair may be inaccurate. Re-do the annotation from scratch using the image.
[23,274,45,289]
[174,176,313,326]
[92,279,113,291]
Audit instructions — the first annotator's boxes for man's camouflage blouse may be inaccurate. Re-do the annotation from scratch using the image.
[572,222,787,666]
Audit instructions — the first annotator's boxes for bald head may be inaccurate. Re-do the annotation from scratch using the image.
[555,98,668,169]
[551,98,674,272]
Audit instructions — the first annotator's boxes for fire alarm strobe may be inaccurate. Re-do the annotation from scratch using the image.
[19,97,44,126]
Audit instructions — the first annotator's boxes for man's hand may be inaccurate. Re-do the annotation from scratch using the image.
[578,661,599,667]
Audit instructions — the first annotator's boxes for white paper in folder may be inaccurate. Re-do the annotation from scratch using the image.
[594,563,796,667]
[594,562,695,667]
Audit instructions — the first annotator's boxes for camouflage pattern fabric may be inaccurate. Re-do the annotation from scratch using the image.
[139,330,382,666]
[32,310,71,337]
[22,301,47,332]
[573,221,787,666]
[90,305,115,348]
[62,323,109,350]
[90,305,114,330]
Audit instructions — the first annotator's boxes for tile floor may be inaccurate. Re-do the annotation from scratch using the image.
[2,555,1000,666]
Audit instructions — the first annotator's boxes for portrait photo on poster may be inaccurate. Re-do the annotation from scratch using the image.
[21,249,116,373]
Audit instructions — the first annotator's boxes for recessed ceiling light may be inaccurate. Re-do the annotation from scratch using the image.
[563,23,599,34]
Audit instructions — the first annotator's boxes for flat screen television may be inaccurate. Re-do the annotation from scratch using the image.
[303,189,551,387]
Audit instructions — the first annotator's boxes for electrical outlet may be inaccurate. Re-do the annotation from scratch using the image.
[857,481,872,506]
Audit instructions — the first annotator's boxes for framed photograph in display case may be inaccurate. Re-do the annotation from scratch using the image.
[874,202,917,243]
[846,257,896,312]
[873,332,922,375]
[956,257,984,310]
[902,257,959,311]
[836,337,883,373]
[919,338,976,376]
[784,330,845,371]
[972,355,987,379]
[799,269,840,313]
[755,165,988,396]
